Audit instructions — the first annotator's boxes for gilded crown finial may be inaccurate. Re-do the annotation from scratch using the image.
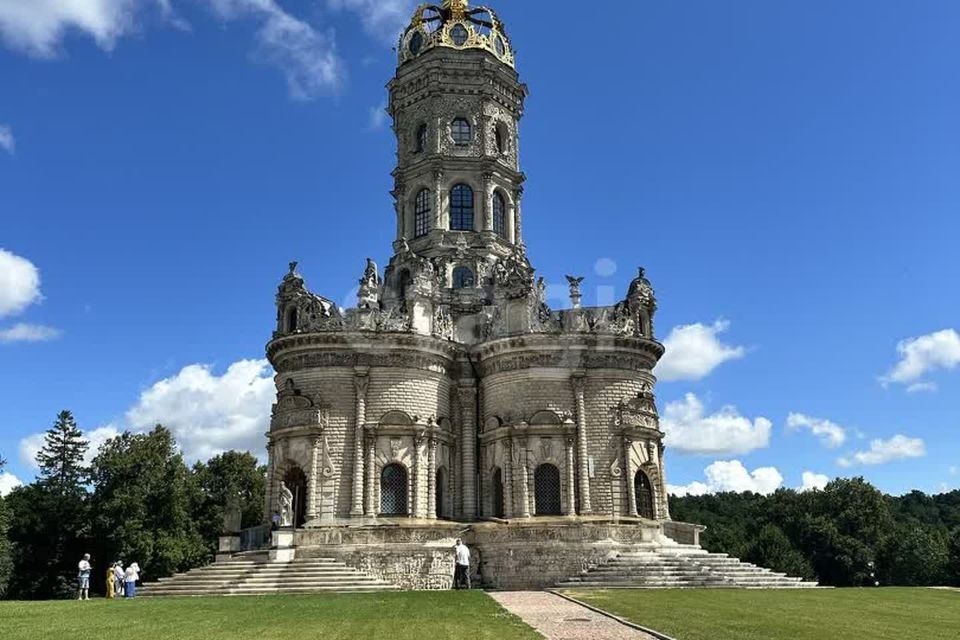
[443,0,469,20]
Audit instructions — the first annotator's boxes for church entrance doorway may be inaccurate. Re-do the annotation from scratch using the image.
[380,463,408,516]
[534,464,562,516]
[635,469,655,519]
[284,466,308,528]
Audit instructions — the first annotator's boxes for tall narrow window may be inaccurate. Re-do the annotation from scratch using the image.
[414,189,431,238]
[450,184,474,231]
[415,123,427,153]
[452,266,475,289]
[451,118,472,146]
[493,192,506,238]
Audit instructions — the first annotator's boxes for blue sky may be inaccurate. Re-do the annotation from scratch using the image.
[1,0,958,498]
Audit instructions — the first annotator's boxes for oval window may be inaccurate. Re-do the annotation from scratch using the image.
[451,24,469,47]
[495,36,506,57]
[410,31,424,55]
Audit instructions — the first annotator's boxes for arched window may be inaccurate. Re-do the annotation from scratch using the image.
[635,469,655,519]
[492,192,506,238]
[452,266,475,289]
[380,464,408,516]
[451,118,472,146]
[491,468,505,518]
[415,123,427,153]
[436,467,448,519]
[494,122,509,154]
[637,314,647,337]
[283,467,308,528]
[450,184,474,230]
[534,464,562,516]
[285,307,298,333]
[414,189,431,238]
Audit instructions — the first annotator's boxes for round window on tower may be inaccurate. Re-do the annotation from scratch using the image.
[409,31,424,55]
[450,24,469,47]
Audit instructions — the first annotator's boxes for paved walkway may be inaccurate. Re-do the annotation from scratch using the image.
[489,591,660,640]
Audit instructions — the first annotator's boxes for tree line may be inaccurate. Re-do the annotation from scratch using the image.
[0,411,264,600]
[670,479,960,586]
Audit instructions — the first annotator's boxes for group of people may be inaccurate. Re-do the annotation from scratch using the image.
[76,554,141,600]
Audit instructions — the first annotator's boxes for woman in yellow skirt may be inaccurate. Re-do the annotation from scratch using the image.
[105,564,116,599]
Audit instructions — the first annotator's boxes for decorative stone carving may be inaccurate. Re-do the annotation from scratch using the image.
[358,258,382,310]
[279,482,294,527]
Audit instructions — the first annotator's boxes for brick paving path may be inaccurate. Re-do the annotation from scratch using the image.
[489,591,660,640]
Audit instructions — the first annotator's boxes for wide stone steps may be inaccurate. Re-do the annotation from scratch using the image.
[142,556,398,597]
[556,548,820,590]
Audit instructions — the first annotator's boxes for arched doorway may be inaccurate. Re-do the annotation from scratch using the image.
[283,466,308,528]
[534,464,562,516]
[436,467,448,519]
[635,469,655,519]
[491,468,505,518]
[380,463,408,516]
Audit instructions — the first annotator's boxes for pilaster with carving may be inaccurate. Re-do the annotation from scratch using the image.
[427,436,438,519]
[364,434,377,517]
[482,171,494,231]
[564,436,576,516]
[571,373,592,514]
[625,438,638,517]
[413,430,426,517]
[516,438,530,518]
[307,436,320,521]
[503,438,513,518]
[458,385,478,519]
[352,371,369,517]
[433,167,445,230]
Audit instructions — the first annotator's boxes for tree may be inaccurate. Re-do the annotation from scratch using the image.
[878,523,949,586]
[0,457,12,597]
[90,426,207,579]
[947,527,960,587]
[192,451,266,557]
[745,524,815,581]
[36,411,89,494]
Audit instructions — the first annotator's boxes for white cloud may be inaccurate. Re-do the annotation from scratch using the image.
[907,382,938,394]
[0,471,23,496]
[799,471,830,492]
[18,424,119,470]
[661,393,771,456]
[882,329,960,390]
[367,101,388,130]
[0,249,42,317]
[328,0,414,42]
[668,460,783,497]
[126,359,274,462]
[0,1,344,99]
[786,412,847,448]
[837,434,926,467]
[0,323,62,344]
[655,319,746,382]
[0,125,14,154]
[18,432,46,470]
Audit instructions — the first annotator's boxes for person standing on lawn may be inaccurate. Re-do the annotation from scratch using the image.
[77,554,92,601]
[124,562,141,598]
[453,539,471,590]
[113,562,125,598]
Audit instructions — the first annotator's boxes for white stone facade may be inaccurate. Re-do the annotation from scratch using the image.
[263,0,670,536]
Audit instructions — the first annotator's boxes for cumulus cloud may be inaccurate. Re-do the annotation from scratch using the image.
[0,471,23,496]
[668,460,783,497]
[655,319,745,382]
[0,1,344,99]
[18,424,120,470]
[799,471,830,492]
[367,101,388,130]
[126,359,274,462]
[0,125,14,154]
[0,323,62,343]
[786,412,847,449]
[328,0,415,42]
[882,329,960,391]
[661,393,772,456]
[837,434,926,467]
[0,249,42,317]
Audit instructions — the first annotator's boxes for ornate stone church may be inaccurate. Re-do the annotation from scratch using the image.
[145,1,819,596]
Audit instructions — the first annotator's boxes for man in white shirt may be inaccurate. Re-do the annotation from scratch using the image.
[453,539,471,590]
[77,554,92,601]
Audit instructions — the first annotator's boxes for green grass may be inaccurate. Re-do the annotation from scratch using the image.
[564,588,960,640]
[0,592,540,640]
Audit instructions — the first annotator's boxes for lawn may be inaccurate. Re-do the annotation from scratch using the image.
[0,592,540,640]
[563,588,960,640]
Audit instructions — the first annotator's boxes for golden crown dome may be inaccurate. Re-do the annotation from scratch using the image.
[399,1,515,68]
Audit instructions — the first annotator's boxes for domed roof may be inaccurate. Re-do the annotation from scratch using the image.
[399,1,515,68]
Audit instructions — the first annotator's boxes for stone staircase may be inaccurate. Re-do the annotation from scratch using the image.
[141,553,399,597]
[556,545,820,589]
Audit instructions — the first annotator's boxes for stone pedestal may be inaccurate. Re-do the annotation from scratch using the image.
[270,529,296,562]
[216,534,241,563]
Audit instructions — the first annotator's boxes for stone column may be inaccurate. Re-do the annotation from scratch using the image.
[571,373,592,514]
[564,436,576,516]
[482,172,494,231]
[513,186,524,244]
[658,442,669,520]
[364,435,377,517]
[352,370,369,517]
[433,168,445,230]
[458,385,478,519]
[517,439,530,518]
[625,438,638,517]
[412,433,424,518]
[307,436,320,521]
[427,437,438,520]
[503,439,514,519]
